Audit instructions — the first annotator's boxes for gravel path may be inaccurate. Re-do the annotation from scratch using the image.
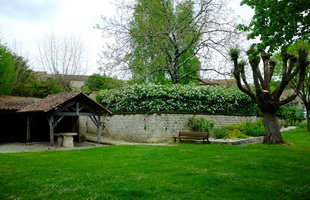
[0,142,107,153]
[0,127,297,153]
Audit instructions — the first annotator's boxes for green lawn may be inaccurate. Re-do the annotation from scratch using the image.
[0,128,309,200]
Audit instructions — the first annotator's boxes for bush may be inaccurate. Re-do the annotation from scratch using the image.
[278,105,305,126]
[97,84,260,114]
[244,119,265,136]
[212,120,265,139]
[213,124,248,139]
[187,117,215,132]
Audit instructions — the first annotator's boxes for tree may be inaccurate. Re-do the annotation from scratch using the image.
[0,44,17,95]
[10,53,63,98]
[37,32,87,91]
[83,73,125,92]
[11,53,36,96]
[129,0,201,84]
[97,0,238,84]
[229,47,308,144]
[286,41,310,131]
[239,0,310,52]
[295,67,310,131]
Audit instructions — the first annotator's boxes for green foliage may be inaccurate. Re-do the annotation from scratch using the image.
[83,73,125,92]
[11,53,38,96]
[213,124,248,139]
[244,119,266,137]
[0,44,17,95]
[0,44,62,97]
[278,105,306,126]
[240,0,310,52]
[12,77,63,98]
[213,119,265,139]
[97,84,260,114]
[187,117,214,132]
[129,0,201,84]
[272,41,310,81]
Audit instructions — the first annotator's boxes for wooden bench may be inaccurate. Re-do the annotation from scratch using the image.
[173,132,210,144]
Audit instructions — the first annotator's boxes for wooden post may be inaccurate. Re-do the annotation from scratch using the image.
[26,116,31,143]
[48,115,55,147]
[97,115,102,144]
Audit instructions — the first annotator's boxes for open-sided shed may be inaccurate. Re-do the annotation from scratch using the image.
[18,92,111,146]
[0,96,40,142]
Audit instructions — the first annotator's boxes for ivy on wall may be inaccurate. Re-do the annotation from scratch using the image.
[97,84,260,115]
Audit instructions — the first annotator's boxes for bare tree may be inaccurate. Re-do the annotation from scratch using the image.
[37,32,88,91]
[96,0,240,82]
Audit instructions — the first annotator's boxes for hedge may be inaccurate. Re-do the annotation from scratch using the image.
[96,84,260,115]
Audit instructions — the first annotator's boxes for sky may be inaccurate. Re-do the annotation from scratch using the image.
[0,0,254,76]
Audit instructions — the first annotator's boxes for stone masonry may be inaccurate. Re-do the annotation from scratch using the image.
[80,114,259,143]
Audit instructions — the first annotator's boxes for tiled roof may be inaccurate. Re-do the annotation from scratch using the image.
[18,92,111,114]
[200,79,238,88]
[0,96,40,111]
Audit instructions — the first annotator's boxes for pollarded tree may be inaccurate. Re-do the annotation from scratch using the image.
[97,0,238,84]
[230,47,309,144]
[271,41,310,132]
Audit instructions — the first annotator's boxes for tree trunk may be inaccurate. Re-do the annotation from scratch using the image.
[262,111,286,144]
[306,106,310,132]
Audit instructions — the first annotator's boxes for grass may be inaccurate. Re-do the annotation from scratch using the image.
[0,128,309,200]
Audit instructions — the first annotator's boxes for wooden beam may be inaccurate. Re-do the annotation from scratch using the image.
[54,101,77,113]
[53,112,99,116]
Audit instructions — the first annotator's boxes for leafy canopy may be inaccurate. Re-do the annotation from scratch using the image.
[0,44,17,95]
[129,0,201,84]
[83,74,125,92]
[239,0,310,52]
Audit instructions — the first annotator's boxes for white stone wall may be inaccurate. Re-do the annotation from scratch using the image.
[81,114,259,143]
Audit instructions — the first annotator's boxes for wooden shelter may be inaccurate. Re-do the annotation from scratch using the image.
[0,96,40,142]
[0,92,111,146]
[18,92,111,146]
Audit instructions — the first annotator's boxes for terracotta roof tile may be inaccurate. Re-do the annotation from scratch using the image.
[18,92,111,114]
[0,96,40,111]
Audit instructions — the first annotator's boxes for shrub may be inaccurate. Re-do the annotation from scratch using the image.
[278,105,305,126]
[213,124,248,139]
[97,83,260,114]
[212,120,265,139]
[244,119,265,136]
[187,117,215,132]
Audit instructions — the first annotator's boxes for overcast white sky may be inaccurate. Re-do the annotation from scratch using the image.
[0,0,254,75]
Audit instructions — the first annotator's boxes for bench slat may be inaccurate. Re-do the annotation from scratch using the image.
[173,131,210,144]
[179,132,208,137]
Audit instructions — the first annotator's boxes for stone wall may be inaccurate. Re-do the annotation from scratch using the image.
[80,113,259,143]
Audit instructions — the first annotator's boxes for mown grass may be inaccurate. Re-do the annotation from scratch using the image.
[0,128,309,200]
